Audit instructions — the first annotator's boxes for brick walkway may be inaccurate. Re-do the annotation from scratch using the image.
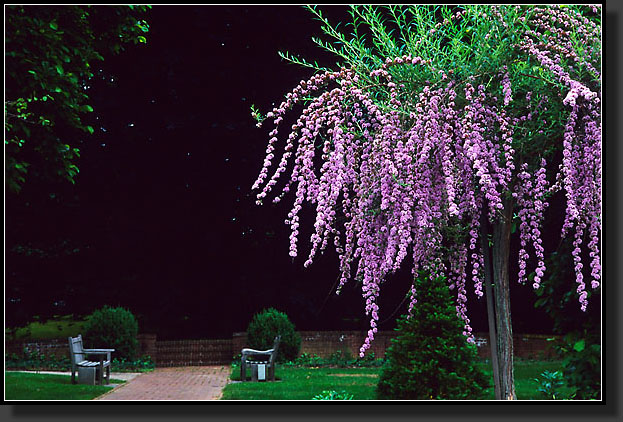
[96,366,231,401]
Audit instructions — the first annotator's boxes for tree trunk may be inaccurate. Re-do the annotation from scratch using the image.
[480,213,502,400]
[491,198,517,400]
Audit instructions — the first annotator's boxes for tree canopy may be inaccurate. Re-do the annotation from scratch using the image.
[5,5,151,193]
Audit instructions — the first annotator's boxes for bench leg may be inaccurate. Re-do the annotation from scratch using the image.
[241,360,246,382]
[98,361,104,385]
[251,364,258,382]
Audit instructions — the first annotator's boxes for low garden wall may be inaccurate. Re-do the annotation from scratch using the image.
[232,331,395,360]
[471,333,558,360]
[154,338,233,367]
[6,331,560,367]
[233,331,559,361]
[5,337,68,360]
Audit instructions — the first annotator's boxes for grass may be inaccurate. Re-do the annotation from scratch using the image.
[220,359,573,400]
[501,359,575,400]
[5,371,125,400]
[6,314,87,341]
[222,366,382,400]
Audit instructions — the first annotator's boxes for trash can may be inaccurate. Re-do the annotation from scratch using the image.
[250,362,267,382]
[78,366,97,385]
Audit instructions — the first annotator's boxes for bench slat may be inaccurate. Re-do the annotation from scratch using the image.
[77,360,110,367]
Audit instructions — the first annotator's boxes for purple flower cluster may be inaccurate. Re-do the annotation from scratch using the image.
[501,69,512,106]
[560,96,601,311]
[253,6,601,354]
[512,160,549,289]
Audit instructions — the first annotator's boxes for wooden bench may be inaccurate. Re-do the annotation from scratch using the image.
[68,334,115,385]
[240,335,280,382]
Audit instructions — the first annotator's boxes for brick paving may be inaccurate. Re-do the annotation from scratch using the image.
[96,365,231,401]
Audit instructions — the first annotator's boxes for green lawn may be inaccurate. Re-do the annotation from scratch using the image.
[503,359,575,400]
[222,366,382,400]
[6,315,87,341]
[5,371,124,400]
[221,359,573,400]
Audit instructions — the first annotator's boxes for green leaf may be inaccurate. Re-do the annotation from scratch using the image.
[534,297,547,308]
[573,339,585,353]
[49,21,58,30]
[56,64,64,75]
[86,126,94,134]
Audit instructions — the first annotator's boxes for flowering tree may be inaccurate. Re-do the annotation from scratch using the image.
[252,5,601,400]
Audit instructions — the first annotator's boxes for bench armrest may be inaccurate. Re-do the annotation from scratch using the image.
[242,348,274,356]
[84,349,114,362]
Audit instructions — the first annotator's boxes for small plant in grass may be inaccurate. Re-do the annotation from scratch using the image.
[534,370,572,400]
[84,306,139,361]
[377,273,489,400]
[246,308,301,363]
[312,390,354,400]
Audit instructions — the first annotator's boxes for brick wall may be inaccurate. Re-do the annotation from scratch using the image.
[233,331,560,360]
[5,338,69,359]
[154,339,233,367]
[6,331,560,367]
[137,333,157,361]
[472,333,559,360]
[231,331,560,360]
[296,331,393,359]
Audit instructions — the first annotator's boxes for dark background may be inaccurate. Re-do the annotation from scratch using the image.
[6,5,565,339]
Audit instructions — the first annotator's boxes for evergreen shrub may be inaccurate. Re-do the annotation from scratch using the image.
[84,306,139,361]
[246,308,301,363]
[377,274,490,399]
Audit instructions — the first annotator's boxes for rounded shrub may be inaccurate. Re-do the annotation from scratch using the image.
[84,306,139,361]
[377,274,490,400]
[246,308,301,363]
